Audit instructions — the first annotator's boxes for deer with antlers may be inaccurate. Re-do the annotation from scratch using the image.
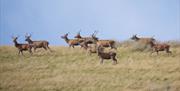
[12,36,33,55]
[74,30,97,45]
[61,33,84,48]
[91,32,116,49]
[25,34,51,52]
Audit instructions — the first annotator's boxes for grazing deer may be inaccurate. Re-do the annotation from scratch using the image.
[12,36,32,55]
[25,34,51,52]
[92,34,116,49]
[61,33,84,48]
[97,45,117,65]
[150,41,172,55]
[131,34,155,46]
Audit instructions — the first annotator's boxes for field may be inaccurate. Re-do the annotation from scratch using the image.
[0,45,180,91]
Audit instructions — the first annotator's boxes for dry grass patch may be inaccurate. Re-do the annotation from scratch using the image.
[0,46,180,91]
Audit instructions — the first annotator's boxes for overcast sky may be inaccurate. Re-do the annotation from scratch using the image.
[0,0,180,45]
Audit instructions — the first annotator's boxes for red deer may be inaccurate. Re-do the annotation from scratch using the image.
[97,45,117,65]
[12,36,32,55]
[91,34,116,49]
[131,34,155,46]
[85,43,97,55]
[25,34,51,52]
[150,42,172,55]
[61,33,84,48]
[74,30,97,45]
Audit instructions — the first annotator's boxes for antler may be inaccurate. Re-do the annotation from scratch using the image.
[78,29,81,34]
[65,32,70,36]
[92,30,98,37]
[12,35,19,39]
[25,33,31,38]
[94,30,98,36]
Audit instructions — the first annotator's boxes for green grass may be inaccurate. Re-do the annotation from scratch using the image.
[0,46,180,91]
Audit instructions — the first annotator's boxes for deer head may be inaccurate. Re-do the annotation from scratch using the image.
[130,34,138,40]
[61,32,69,39]
[91,30,99,41]
[25,33,32,42]
[12,36,18,42]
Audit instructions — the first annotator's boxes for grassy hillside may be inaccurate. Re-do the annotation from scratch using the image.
[0,46,180,91]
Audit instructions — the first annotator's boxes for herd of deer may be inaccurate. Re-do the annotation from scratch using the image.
[12,34,51,55]
[12,31,172,64]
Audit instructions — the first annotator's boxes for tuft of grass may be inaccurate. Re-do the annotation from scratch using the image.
[0,46,180,91]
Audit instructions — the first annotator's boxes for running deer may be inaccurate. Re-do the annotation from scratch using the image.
[131,34,155,46]
[74,30,97,45]
[25,34,51,52]
[97,45,117,65]
[61,33,84,48]
[150,41,172,55]
[91,33,116,49]
[12,36,32,55]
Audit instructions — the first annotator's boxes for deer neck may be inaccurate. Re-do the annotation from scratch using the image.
[150,42,155,47]
[13,40,19,47]
[64,37,69,43]
[97,48,103,55]
[28,39,33,44]
[78,35,82,39]
[134,37,140,41]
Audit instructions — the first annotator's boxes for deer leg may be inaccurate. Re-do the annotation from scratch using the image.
[69,45,71,48]
[80,45,83,49]
[156,51,159,55]
[18,50,21,55]
[20,50,24,55]
[109,44,113,49]
[28,48,32,55]
[34,47,37,52]
[87,50,91,56]
[46,45,52,52]
[43,46,47,50]
[166,48,172,55]
[100,58,103,64]
[168,51,172,54]
[150,49,154,55]
[111,56,117,65]
[114,58,117,64]
[111,44,116,49]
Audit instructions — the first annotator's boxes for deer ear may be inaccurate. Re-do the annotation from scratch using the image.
[78,29,81,34]
[65,33,69,36]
